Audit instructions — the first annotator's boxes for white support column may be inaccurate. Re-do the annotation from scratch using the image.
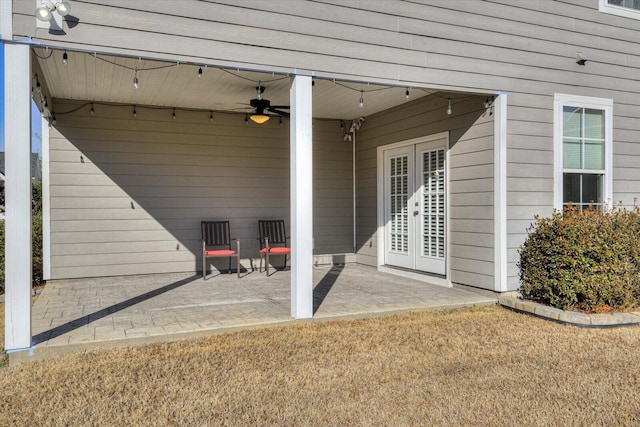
[290,75,313,319]
[493,95,508,292]
[4,43,33,351]
[42,116,51,280]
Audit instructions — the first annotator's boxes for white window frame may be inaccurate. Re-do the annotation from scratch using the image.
[553,94,613,211]
[599,0,640,19]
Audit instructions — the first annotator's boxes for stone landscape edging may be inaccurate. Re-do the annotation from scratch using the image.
[499,292,640,328]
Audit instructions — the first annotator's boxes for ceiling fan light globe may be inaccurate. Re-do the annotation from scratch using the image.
[250,114,270,124]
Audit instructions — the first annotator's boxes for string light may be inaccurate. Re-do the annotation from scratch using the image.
[209,111,214,122]
[405,88,410,99]
[51,114,57,124]
[133,68,139,89]
[172,108,176,120]
[340,120,344,130]
[62,50,68,66]
[198,67,203,78]
[245,114,249,125]
[279,116,283,126]
[359,90,364,108]
[90,103,95,115]
[133,106,137,118]
[446,98,452,115]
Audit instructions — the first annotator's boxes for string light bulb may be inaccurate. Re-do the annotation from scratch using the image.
[245,114,249,125]
[210,111,214,122]
[62,50,68,66]
[172,108,176,120]
[340,120,344,130]
[51,114,57,125]
[447,98,452,115]
[90,103,95,115]
[279,116,283,127]
[133,68,139,89]
[198,67,203,78]
[359,90,364,108]
[133,106,137,118]
[406,88,410,99]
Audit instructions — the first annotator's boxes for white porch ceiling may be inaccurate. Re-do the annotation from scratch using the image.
[34,48,433,121]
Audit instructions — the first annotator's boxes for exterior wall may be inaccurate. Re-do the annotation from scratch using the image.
[356,94,496,290]
[13,1,640,289]
[48,100,352,279]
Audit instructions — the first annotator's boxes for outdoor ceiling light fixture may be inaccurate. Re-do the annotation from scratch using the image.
[249,113,270,124]
[35,1,71,21]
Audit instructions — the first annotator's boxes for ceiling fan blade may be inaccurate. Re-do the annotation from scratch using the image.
[267,107,290,118]
[269,105,290,109]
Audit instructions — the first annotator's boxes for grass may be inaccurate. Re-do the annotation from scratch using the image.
[1,305,640,426]
[0,302,5,368]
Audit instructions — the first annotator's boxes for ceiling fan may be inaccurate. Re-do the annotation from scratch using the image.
[246,86,290,124]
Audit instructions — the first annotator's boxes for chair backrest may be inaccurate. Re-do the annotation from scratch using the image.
[201,221,232,248]
[258,220,288,247]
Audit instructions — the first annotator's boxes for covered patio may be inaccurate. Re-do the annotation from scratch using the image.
[12,264,496,364]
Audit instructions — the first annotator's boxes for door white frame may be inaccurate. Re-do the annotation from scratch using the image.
[376,132,451,287]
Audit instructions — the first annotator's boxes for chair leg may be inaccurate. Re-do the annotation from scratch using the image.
[259,254,263,273]
[202,255,206,280]
[237,255,241,278]
[228,257,231,275]
[266,252,270,276]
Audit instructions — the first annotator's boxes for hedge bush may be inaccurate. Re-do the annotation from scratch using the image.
[0,183,43,294]
[518,205,640,313]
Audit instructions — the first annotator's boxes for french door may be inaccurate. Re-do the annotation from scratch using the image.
[383,138,446,275]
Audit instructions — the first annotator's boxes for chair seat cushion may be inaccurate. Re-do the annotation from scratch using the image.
[260,247,291,254]
[204,249,237,256]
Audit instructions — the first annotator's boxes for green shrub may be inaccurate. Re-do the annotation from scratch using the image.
[518,205,640,313]
[0,183,43,294]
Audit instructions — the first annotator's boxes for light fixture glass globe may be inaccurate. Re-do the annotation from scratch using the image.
[250,114,270,124]
[36,6,53,21]
[56,1,71,16]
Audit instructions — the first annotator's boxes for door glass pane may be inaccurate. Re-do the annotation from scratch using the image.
[422,149,445,259]
[389,156,409,253]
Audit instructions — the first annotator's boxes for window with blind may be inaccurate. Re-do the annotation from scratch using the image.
[600,0,640,18]
[554,94,613,211]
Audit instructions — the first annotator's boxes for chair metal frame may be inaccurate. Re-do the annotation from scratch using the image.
[258,220,291,275]
[201,221,241,279]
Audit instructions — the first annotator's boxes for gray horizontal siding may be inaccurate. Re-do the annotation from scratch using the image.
[11,1,640,290]
[49,100,352,279]
[356,94,496,290]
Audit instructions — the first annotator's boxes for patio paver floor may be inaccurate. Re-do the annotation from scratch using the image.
[17,264,497,363]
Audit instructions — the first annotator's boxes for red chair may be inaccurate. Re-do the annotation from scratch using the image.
[258,220,291,275]
[201,221,240,279]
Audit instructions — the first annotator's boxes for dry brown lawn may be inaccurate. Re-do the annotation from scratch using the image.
[1,305,640,426]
